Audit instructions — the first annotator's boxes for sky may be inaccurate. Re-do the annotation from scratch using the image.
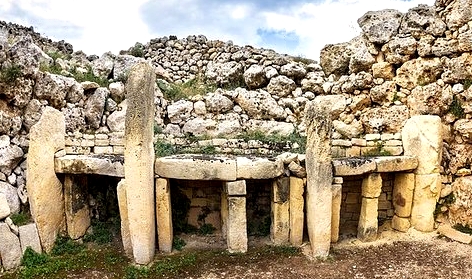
[0,0,435,61]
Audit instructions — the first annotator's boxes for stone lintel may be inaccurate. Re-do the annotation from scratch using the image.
[332,157,376,176]
[374,156,418,172]
[55,155,124,177]
[236,156,284,179]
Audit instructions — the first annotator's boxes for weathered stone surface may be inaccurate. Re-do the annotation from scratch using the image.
[271,190,290,245]
[305,97,333,258]
[449,176,472,227]
[227,197,247,253]
[205,92,233,113]
[117,179,132,257]
[0,193,11,219]
[358,197,378,242]
[113,55,144,80]
[280,63,307,80]
[372,62,395,80]
[290,177,304,246]
[408,83,453,116]
[0,143,24,175]
[361,105,409,134]
[392,215,411,232]
[400,4,446,38]
[182,118,217,136]
[331,184,342,243]
[34,72,82,109]
[225,180,246,196]
[374,156,418,172]
[64,175,90,239]
[288,161,307,178]
[370,81,397,106]
[0,182,20,214]
[320,42,351,76]
[246,120,295,137]
[55,155,124,177]
[382,36,417,64]
[156,178,173,253]
[358,9,403,44]
[107,100,127,132]
[155,154,237,180]
[167,100,194,124]
[333,119,364,139]
[27,106,65,252]
[411,173,441,232]
[267,75,297,97]
[394,57,443,90]
[124,62,156,264]
[0,222,22,270]
[362,173,382,198]
[438,223,472,244]
[19,223,42,254]
[243,64,267,89]
[22,99,43,131]
[443,0,472,29]
[85,87,109,129]
[402,115,442,175]
[62,105,86,133]
[441,53,472,83]
[236,156,283,179]
[234,88,285,120]
[393,173,415,218]
[0,77,34,108]
[109,82,125,103]
[332,157,376,176]
[205,61,243,86]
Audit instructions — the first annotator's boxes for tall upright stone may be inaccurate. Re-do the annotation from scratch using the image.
[64,175,90,240]
[124,62,156,264]
[27,106,65,252]
[271,177,290,245]
[290,177,305,246]
[402,115,442,232]
[117,179,132,257]
[305,97,333,258]
[156,178,173,252]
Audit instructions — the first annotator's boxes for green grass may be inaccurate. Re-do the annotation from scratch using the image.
[0,64,23,83]
[70,66,110,87]
[83,220,113,244]
[172,236,187,251]
[158,78,217,101]
[464,79,472,90]
[154,139,177,157]
[51,236,85,256]
[449,95,465,118]
[10,212,31,226]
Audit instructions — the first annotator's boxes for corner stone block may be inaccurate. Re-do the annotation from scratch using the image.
[125,62,156,264]
[331,184,342,243]
[357,197,379,242]
[290,177,304,246]
[64,175,90,240]
[156,178,173,253]
[402,115,442,175]
[19,223,42,254]
[393,173,415,218]
[225,180,246,196]
[227,197,247,253]
[0,222,22,270]
[392,215,411,232]
[361,173,382,198]
[27,106,66,252]
[117,179,132,257]
[411,173,441,232]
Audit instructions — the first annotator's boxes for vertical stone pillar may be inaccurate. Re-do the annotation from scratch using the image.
[224,180,247,253]
[124,62,156,264]
[271,177,290,245]
[392,173,415,232]
[331,182,342,243]
[402,116,442,232]
[358,173,382,241]
[221,190,228,239]
[290,177,304,246]
[305,97,333,258]
[156,178,173,252]
[64,175,90,240]
[117,179,132,257]
[27,106,65,252]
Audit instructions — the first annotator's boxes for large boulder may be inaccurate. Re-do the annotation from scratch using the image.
[280,63,307,80]
[62,105,86,133]
[320,42,351,76]
[84,87,109,129]
[399,4,446,38]
[0,181,20,214]
[205,61,244,87]
[381,36,417,64]
[167,100,194,124]
[358,9,403,44]
[361,105,409,133]
[205,92,234,113]
[443,0,472,29]
[441,53,472,83]
[234,88,286,120]
[22,99,43,131]
[107,100,127,132]
[449,176,472,227]
[407,83,453,116]
[0,223,22,270]
[182,118,217,136]
[113,55,145,80]
[0,77,34,108]
[8,35,51,77]
[243,65,267,89]
[34,72,84,109]
[92,52,115,79]
[0,142,23,175]
[267,75,297,97]
[394,57,443,90]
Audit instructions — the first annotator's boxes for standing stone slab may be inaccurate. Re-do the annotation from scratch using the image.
[64,175,90,240]
[125,62,156,264]
[362,173,382,198]
[331,184,342,243]
[358,197,379,242]
[117,179,132,257]
[305,97,333,258]
[290,177,304,246]
[411,173,441,232]
[392,215,411,232]
[0,222,22,270]
[221,190,228,239]
[225,180,246,196]
[271,177,290,245]
[19,223,42,254]
[227,197,247,253]
[27,106,66,252]
[393,173,415,218]
[156,178,173,253]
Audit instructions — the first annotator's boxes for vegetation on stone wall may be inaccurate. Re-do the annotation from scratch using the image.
[449,95,465,118]
[0,64,22,83]
[157,78,217,101]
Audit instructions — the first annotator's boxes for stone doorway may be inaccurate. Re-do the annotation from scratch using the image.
[246,179,272,238]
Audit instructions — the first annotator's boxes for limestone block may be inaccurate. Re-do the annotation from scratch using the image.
[19,223,42,254]
[290,177,304,246]
[402,115,442,175]
[305,97,333,258]
[393,173,415,218]
[273,177,289,203]
[55,155,124,177]
[362,173,382,198]
[438,224,472,244]
[117,179,132,257]
[125,62,156,264]
[225,180,246,196]
[374,156,418,172]
[27,106,65,252]
[358,197,378,242]
[0,193,11,219]
[236,156,284,179]
[392,215,411,232]
[64,175,90,240]
[227,197,247,253]
[0,222,22,270]
[411,173,441,232]
[271,199,290,245]
[331,184,342,243]
[332,157,376,176]
[155,154,237,180]
[156,178,173,253]
[221,191,228,239]
[0,181,20,214]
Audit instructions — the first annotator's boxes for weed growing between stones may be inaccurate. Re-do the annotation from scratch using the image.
[154,139,177,157]
[70,66,110,87]
[449,95,465,118]
[51,236,85,256]
[157,78,217,101]
[464,79,472,90]
[0,64,22,83]
[172,236,186,251]
[362,141,392,157]
[83,220,115,244]
[9,212,31,226]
